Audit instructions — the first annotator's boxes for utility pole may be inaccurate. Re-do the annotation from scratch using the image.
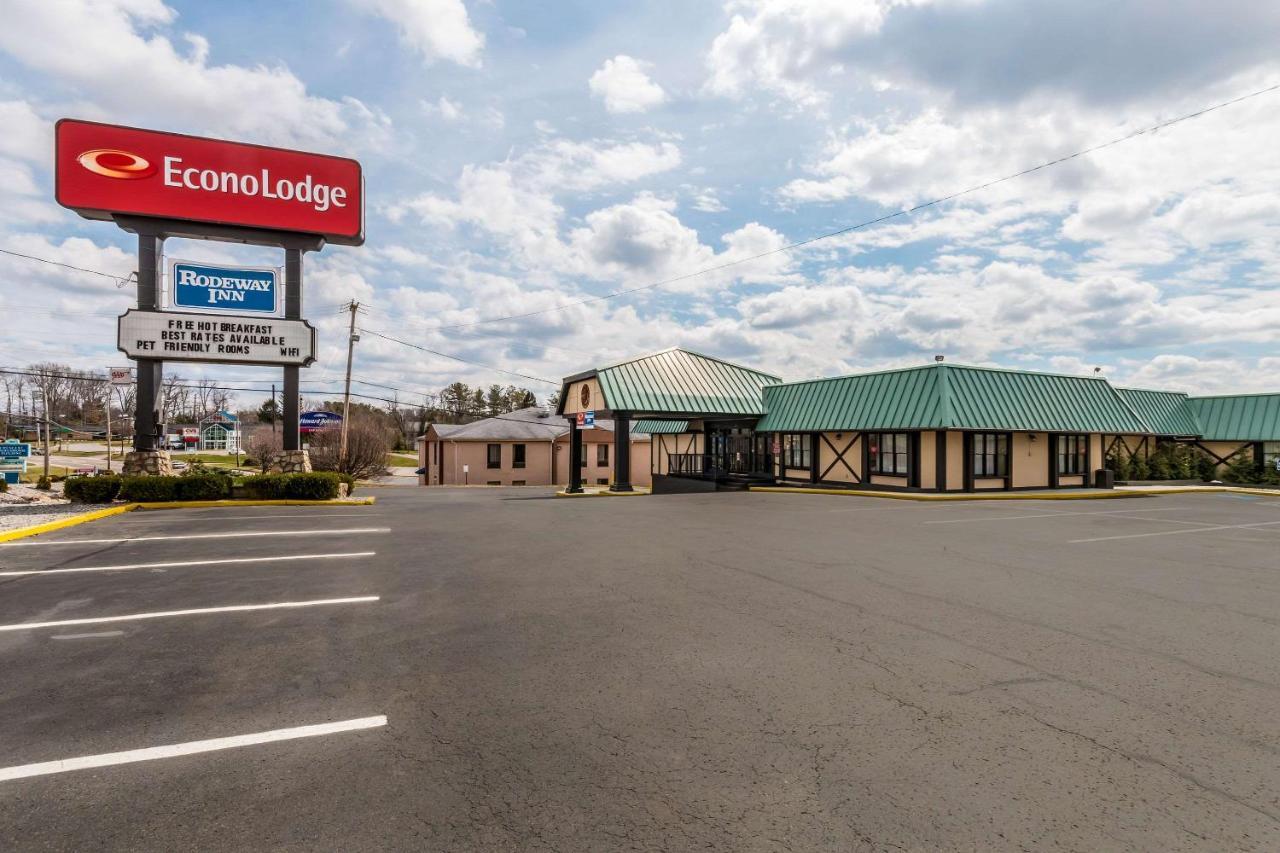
[33,387,49,481]
[338,300,360,466]
[104,378,112,474]
[270,383,277,437]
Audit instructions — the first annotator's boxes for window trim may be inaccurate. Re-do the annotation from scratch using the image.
[971,432,1008,479]
[868,432,910,477]
[1057,434,1087,475]
[486,443,501,469]
[597,443,609,466]
[779,433,811,470]
[512,443,526,469]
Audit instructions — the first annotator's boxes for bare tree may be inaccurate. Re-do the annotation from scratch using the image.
[308,414,392,479]
[243,426,282,473]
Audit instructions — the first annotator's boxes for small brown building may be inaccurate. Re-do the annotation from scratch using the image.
[417,406,651,488]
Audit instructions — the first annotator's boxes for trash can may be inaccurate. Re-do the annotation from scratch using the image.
[1094,469,1115,489]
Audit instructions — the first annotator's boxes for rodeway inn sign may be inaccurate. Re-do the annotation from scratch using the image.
[55,119,364,245]
[170,260,279,314]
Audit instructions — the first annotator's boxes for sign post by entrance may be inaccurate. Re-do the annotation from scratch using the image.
[56,119,363,474]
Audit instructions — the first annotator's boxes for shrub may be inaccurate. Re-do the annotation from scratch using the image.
[1148,452,1173,481]
[0,478,7,493]
[242,473,289,499]
[1107,453,1130,481]
[119,475,178,503]
[1195,452,1219,481]
[35,475,52,491]
[1128,454,1150,481]
[1225,452,1259,484]
[174,473,230,501]
[307,414,392,479]
[65,475,122,503]
[283,471,341,500]
[339,473,356,496]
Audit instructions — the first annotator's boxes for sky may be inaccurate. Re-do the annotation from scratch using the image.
[1,0,1279,408]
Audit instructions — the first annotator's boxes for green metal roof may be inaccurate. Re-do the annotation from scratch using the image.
[631,419,689,434]
[1115,388,1201,436]
[1186,394,1280,441]
[757,363,1151,434]
[590,348,782,416]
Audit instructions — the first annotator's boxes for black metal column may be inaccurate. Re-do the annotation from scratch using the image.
[282,247,303,451]
[133,228,165,451]
[1048,433,1060,488]
[962,432,975,492]
[610,412,632,492]
[566,419,583,493]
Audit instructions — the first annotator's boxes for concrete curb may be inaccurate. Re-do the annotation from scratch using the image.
[555,489,650,498]
[748,487,1152,502]
[0,503,138,543]
[0,497,376,543]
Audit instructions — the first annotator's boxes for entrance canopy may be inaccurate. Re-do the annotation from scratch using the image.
[557,347,781,420]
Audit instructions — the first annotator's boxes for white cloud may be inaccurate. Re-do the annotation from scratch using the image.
[426,95,464,121]
[589,55,667,114]
[0,0,389,151]
[0,101,52,163]
[348,0,483,67]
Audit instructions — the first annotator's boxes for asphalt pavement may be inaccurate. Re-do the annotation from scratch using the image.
[0,488,1277,851]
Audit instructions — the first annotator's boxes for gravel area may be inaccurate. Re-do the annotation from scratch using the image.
[0,502,94,533]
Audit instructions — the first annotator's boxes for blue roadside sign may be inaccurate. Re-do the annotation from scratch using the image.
[170,260,279,314]
[584,410,595,426]
[0,442,32,460]
[300,411,343,433]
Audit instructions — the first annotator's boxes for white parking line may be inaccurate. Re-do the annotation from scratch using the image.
[1070,519,1280,543]
[0,715,387,782]
[2,528,390,547]
[122,512,375,523]
[51,631,125,640]
[924,507,1203,524]
[0,552,376,577]
[0,596,379,632]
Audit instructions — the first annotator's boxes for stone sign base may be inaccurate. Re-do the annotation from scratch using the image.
[122,450,173,476]
[268,449,312,474]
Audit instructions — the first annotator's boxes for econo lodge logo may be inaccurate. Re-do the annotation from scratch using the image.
[77,148,156,179]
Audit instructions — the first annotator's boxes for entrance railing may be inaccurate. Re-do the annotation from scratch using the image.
[667,452,775,480]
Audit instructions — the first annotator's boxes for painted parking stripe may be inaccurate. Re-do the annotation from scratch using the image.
[924,507,1205,524]
[51,631,125,640]
[1,528,390,547]
[0,552,376,577]
[1070,519,1280,543]
[0,596,379,632]
[116,512,376,522]
[0,715,387,783]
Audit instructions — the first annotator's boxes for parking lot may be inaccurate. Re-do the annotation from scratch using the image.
[1,488,1277,851]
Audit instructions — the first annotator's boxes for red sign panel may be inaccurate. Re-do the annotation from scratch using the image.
[55,119,364,245]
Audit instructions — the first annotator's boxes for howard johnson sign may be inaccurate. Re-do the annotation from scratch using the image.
[170,260,279,315]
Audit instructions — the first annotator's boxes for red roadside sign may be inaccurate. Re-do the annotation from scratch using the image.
[55,119,364,245]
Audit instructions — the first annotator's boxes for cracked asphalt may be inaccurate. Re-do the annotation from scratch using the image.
[1,488,1278,851]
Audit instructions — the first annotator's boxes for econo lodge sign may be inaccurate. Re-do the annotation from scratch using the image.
[55,119,364,245]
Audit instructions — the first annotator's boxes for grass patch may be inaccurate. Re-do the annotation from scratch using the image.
[387,453,418,466]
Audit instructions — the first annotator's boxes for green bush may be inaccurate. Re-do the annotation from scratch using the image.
[1128,454,1150,481]
[174,473,230,501]
[1225,453,1259,484]
[242,473,289,499]
[1148,452,1173,481]
[1107,453,1130,481]
[35,475,52,491]
[283,471,341,500]
[339,473,356,495]
[119,475,178,502]
[0,478,7,493]
[1195,452,1219,481]
[65,475,122,503]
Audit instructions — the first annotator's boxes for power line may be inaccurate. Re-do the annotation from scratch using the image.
[356,327,559,386]
[0,247,134,286]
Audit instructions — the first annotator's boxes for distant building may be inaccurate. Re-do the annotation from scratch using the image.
[416,406,652,487]
[198,410,241,453]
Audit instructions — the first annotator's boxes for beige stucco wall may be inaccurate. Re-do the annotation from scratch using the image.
[562,377,604,415]
[811,432,860,484]
[1011,433,1049,489]
[946,431,964,491]
[919,431,936,490]
[553,429,652,487]
[1198,440,1254,475]
[651,432,703,476]
[427,440,557,486]
[974,477,1005,490]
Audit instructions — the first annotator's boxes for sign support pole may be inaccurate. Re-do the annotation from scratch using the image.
[282,246,303,452]
[133,225,165,452]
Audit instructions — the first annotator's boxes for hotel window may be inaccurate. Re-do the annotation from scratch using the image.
[597,444,609,466]
[869,433,909,475]
[486,443,501,469]
[1263,442,1280,470]
[1058,435,1087,475]
[780,434,811,469]
[972,433,1008,477]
